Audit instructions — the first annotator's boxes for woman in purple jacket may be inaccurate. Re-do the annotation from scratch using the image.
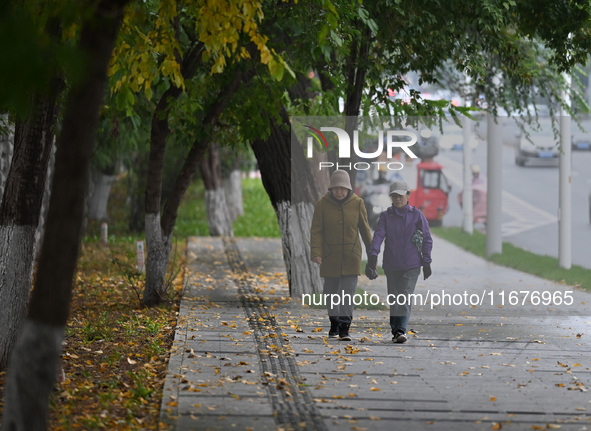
[366,180,433,343]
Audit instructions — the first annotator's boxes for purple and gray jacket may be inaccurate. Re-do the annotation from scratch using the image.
[368,204,433,272]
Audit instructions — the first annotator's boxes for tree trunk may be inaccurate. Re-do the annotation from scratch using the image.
[142,68,242,307]
[310,151,330,194]
[1,320,63,431]
[204,189,233,235]
[142,45,203,307]
[0,117,14,205]
[0,226,37,369]
[0,81,63,371]
[1,1,127,428]
[87,165,115,221]
[340,29,370,188]
[201,144,233,236]
[35,140,57,255]
[251,107,322,296]
[223,166,243,221]
[142,213,172,306]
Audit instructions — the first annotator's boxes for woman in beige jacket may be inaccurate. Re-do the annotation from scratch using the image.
[310,170,373,340]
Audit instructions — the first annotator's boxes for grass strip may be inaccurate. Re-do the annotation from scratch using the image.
[432,226,591,292]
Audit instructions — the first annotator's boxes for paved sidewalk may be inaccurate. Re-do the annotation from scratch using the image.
[160,235,591,431]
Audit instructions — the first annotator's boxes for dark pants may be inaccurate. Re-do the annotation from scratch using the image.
[385,267,420,334]
[323,275,358,324]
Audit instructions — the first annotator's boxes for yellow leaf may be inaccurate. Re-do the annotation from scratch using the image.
[370,387,381,391]
[489,396,496,402]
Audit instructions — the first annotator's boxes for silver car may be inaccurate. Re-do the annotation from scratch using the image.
[515,125,560,167]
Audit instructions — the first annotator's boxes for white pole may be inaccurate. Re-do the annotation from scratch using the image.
[136,239,146,272]
[559,74,572,269]
[462,115,473,234]
[486,113,502,256]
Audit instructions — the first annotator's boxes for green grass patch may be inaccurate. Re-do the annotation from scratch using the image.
[174,177,280,238]
[431,226,591,292]
[303,287,388,310]
[233,178,281,237]
[174,179,209,237]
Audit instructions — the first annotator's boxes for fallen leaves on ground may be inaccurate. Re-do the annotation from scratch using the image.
[0,240,184,430]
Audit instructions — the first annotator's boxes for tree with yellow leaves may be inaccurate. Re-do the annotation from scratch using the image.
[106,0,292,306]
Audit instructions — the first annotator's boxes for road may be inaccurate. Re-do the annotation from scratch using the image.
[436,123,591,269]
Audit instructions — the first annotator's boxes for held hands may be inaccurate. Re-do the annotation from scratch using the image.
[365,255,378,280]
[423,263,432,280]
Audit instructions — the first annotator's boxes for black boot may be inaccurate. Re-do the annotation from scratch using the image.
[328,318,339,338]
[339,322,351,341]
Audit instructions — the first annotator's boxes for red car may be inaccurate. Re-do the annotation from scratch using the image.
[409,160,451,226]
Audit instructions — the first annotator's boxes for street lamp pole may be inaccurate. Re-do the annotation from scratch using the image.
[559,73,572,269]
[462,114,473,235]
[486,113,502,256]
[461,73,473,234]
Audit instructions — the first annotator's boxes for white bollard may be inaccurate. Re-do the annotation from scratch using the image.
[100,222,108,245]
[136,239,145,272]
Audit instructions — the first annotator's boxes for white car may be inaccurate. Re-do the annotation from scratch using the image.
[514,125,560,167]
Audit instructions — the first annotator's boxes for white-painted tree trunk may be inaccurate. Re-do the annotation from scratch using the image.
[0,225,37,370]
[1,319,64,430]
[143,213,172,306]
[204,189,233,237]
[35,141,56,254]
[223,169,243,221]
[87,169,115,221]
[0,122,14,204]
[278,201,322,297]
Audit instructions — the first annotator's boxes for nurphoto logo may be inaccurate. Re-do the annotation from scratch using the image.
[303,124,419,171]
